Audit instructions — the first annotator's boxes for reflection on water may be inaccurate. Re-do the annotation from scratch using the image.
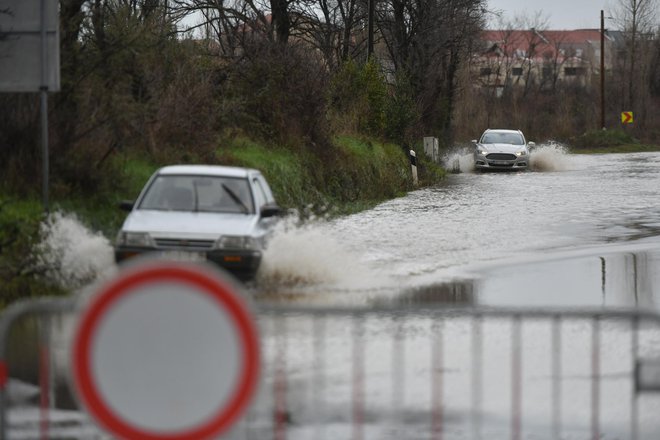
[473,244,660,308]
[363,243,660,309]
[374,280,475,306]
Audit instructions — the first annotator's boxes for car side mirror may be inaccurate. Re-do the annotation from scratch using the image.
[119,200,134,212]
[528,141,536,148]
[260,203,281,218]
[471,139,477,144]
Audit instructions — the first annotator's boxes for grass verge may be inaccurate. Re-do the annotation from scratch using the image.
[569,129,660,154]
[570,143,660,154]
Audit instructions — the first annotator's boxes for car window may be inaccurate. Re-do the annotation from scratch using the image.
[252,175,275,208]
[139,175,255,213]
[481,132,524,145]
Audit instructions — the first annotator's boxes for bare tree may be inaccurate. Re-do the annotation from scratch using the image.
[490,18,520,91]
[650,31,660,97]
[296,0,366,68]
[510,11,549,96]
[543,31,570,92]
[611,0,658,115]
[377,0,486,140]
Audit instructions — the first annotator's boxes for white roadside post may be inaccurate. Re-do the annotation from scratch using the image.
[423,137,439,163]
[410,150,418,186]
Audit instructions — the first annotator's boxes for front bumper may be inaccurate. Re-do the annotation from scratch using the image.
[115,247,262,280]
[474,155,528,170]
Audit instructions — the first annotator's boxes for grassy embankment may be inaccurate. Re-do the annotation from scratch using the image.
[568,129,660,154]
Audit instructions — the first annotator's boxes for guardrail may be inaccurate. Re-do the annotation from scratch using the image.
[2,300,660,439]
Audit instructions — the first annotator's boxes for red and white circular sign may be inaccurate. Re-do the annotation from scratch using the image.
[71,260,260,440]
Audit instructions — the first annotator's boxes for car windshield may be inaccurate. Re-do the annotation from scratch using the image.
[138,175,255,214]
[481,132,524,145]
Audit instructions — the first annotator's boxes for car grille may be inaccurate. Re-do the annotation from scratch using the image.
[154,238,215,250]
[486,153,517,161]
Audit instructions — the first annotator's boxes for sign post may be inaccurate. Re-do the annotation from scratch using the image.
[70,260,260,439]
[0,0,60,211]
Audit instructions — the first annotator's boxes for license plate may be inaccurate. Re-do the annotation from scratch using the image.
[159,251,206,262]
[491,160,509,165]
[223,256,243,263]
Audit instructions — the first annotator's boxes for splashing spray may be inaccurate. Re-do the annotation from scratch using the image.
[443,146,476,173]
[35,211,116,291]
[529,141,571,172]
[256,215,385,298]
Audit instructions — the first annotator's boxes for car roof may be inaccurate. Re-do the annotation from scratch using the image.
[483,129,523,134]
[156,165,259,178]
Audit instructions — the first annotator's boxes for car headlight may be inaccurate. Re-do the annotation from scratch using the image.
[116,231,155,247]
[477,149,488,156]
[215,236,258,250]
[515,150,527,156]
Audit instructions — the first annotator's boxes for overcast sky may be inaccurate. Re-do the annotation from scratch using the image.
[487,0,614,30]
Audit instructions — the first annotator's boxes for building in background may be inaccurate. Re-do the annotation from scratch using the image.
[474,29,616,95]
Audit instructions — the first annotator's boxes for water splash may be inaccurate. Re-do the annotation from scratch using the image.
[442,146,475,173]
[33,209,383,300]
[443,142,572,173]
[35,211,116,291]
[256,216,385,297]
[530,141,571,172]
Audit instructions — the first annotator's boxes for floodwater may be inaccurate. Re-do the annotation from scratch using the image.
[8,146,660,439]
[257,146,660,309]
[29,144,660,308]
[244,147,660,440]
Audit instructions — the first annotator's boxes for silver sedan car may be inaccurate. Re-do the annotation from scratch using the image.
[472,129,534,171]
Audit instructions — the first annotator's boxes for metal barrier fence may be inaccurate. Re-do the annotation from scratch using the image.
[2,299,660,439]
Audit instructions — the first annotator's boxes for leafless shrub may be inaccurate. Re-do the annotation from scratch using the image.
[222,39,331,149]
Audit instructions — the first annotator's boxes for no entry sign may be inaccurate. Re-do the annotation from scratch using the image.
[70,260,260,439]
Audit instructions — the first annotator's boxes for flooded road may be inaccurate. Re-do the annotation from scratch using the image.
[32,146,660,308]
[247,149,660,439]
[259,148,660,308]
[9,148,660,439]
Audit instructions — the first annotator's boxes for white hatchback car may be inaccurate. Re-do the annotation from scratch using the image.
[472,129,534,171]
[114,165,280,280]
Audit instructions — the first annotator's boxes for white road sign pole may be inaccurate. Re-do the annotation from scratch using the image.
[40,0,49,212]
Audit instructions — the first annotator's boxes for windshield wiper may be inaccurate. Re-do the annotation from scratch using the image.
[221,184,249,214]
[192,182,199,212]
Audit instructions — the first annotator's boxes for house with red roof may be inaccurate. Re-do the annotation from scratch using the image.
[474,29,614,94]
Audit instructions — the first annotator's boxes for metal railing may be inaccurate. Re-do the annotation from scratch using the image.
[2,300,660,439]
[251,305,660,440]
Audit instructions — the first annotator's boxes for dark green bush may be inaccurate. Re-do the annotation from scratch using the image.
[223,41,331,149]
[328,59,389,137]
[0,200,65,307]
[385,76,419,144]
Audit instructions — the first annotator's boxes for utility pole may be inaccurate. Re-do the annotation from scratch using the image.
[367,0,374,59]
[600,9,605,130]
[40,0,50,212]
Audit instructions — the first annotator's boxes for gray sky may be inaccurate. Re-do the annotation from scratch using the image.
[487,0,614,30]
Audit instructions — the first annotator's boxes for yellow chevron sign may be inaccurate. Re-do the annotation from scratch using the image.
[621,111,634,124]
